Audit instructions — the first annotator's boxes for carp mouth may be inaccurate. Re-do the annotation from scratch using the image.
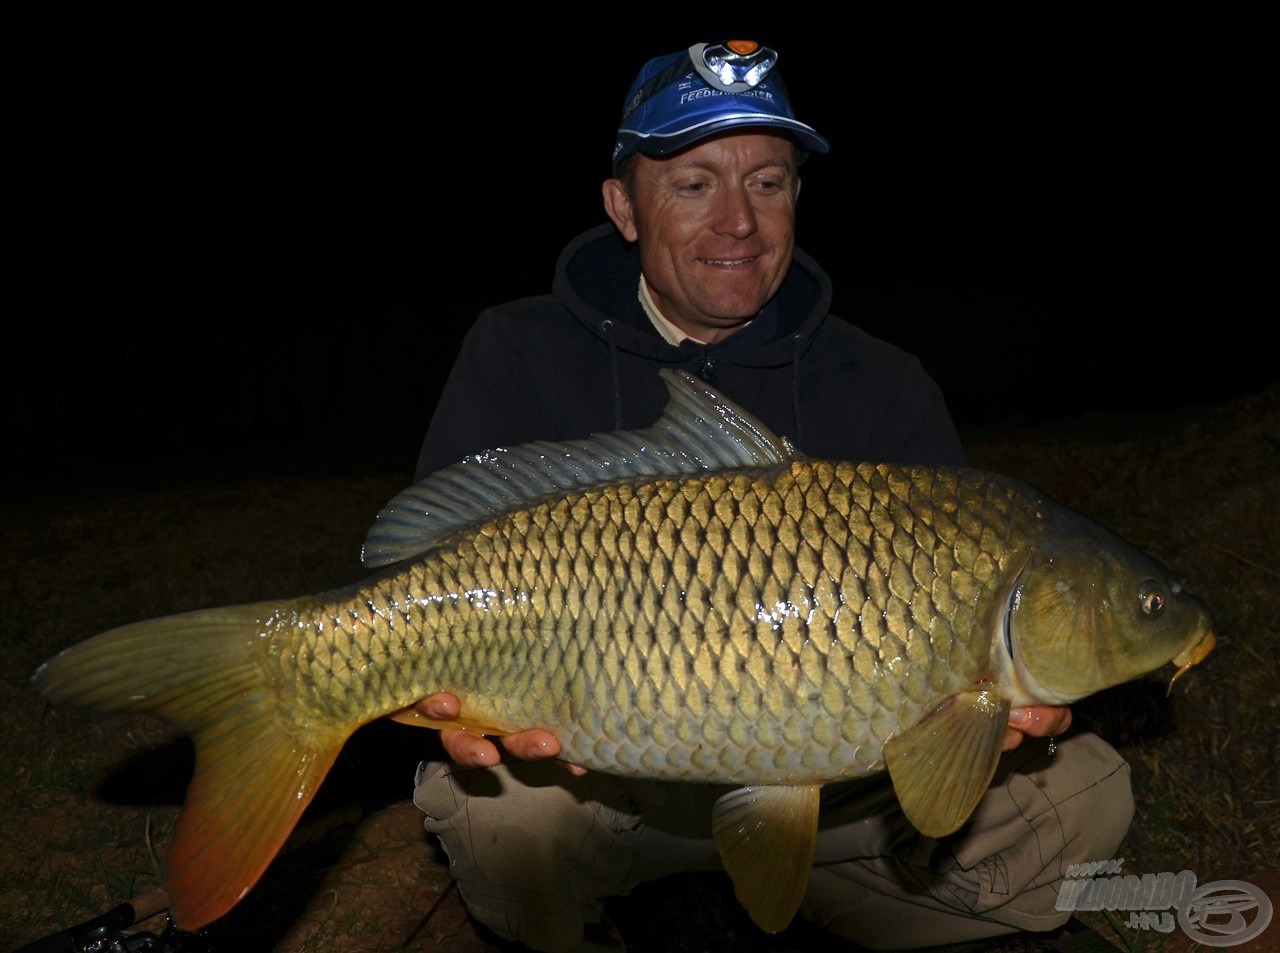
[1167,629,1216,695]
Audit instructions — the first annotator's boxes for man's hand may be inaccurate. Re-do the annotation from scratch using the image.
[414,693,589,776]
[1004,705,1072,751]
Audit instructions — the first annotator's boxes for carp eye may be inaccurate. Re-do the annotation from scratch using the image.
[1138,580,1166,616]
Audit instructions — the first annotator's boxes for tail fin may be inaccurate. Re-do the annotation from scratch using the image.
[31,600,353,931]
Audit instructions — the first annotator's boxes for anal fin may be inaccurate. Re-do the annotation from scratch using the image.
[882,689,1010,838]
[711,784,821,934]
[385,704,514,736]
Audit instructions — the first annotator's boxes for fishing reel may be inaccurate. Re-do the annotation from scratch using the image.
[14,902,207,953]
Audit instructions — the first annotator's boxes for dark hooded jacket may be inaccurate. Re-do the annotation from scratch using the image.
[415,224,965,481]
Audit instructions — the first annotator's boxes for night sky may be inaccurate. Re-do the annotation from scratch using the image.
[10,17,1270,479]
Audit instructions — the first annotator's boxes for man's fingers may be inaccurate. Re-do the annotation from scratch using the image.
[500,729,562,761]
[415,693,461,720]
[415,694,585,773]
[500,730,589,775]
[441,727,502,767]
[1004,705,1074,751]
[1009,705,1073,737]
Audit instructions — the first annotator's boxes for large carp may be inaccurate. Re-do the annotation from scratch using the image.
[32,369,1215,936]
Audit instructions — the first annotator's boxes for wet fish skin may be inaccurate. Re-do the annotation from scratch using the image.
[30,370,1215,935]
[286,461,1011,780]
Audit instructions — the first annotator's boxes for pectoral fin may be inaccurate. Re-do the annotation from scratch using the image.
[882,690,1010,838]
[711,784,821,934]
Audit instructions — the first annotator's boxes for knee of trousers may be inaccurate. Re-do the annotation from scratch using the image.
[945,732,1136,922]
[1040,732,1135,869]
[963,732,1135,875]
[802,733,1136,944]
[412,759,642,951]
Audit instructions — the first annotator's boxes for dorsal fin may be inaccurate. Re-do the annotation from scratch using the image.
[361,369,798,568]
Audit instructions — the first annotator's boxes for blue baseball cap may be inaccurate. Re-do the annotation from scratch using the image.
[612,40,830,174]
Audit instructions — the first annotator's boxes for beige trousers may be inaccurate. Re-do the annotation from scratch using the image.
[413,733,1133,953]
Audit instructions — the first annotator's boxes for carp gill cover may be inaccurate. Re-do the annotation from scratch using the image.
[31,370,1216,936]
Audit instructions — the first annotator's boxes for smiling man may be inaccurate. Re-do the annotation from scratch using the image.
[407,39,1127,953]
[602,131,802,342]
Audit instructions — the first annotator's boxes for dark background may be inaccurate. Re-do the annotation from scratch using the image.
[8,16,1271,482]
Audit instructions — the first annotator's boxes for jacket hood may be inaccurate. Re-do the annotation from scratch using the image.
[551,224,834,369]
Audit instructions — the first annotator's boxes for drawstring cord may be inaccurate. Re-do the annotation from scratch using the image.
[790,334,803,451]
[602,320,623,430]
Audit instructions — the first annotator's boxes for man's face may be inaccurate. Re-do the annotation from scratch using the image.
[603,132,800,344]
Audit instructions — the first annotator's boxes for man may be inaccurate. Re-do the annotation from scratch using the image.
[409,39,1131,953]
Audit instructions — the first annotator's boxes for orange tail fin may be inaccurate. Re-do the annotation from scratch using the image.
[32,600,352,930]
